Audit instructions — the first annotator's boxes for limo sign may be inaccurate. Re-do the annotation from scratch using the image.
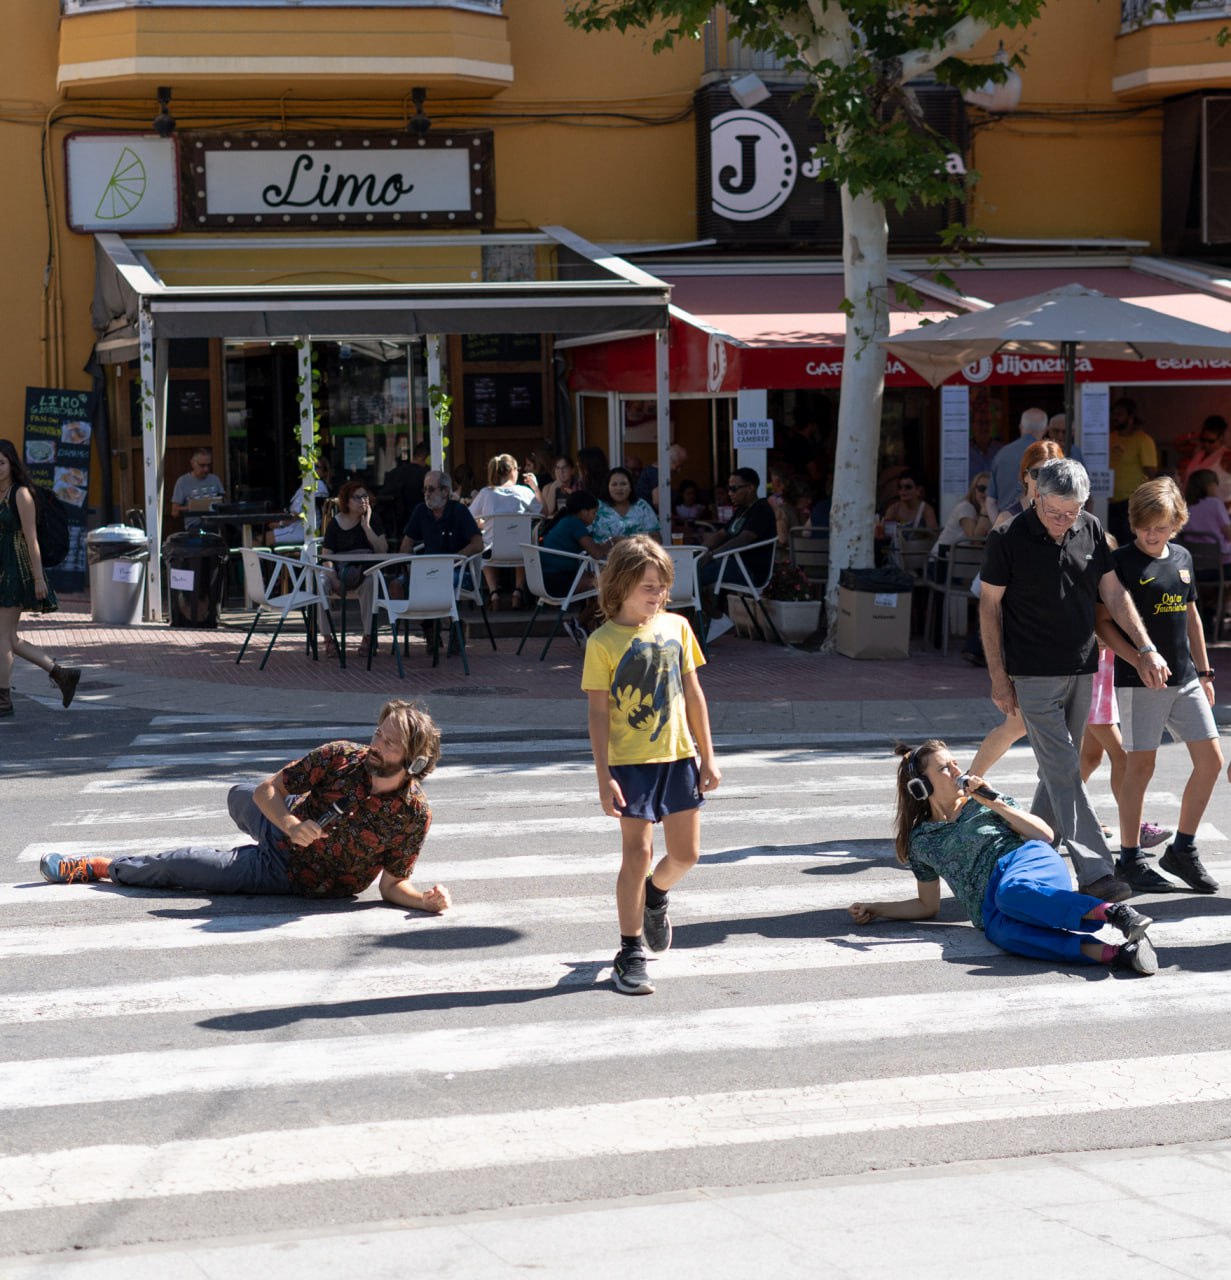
[182,131,494,228]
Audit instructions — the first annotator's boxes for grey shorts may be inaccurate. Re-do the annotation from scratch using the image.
[1118,679,1218,752]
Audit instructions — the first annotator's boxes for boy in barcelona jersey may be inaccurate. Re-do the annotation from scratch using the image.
[1098,477,1223,895]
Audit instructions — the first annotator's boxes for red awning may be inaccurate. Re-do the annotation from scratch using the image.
[566,262,1231,394]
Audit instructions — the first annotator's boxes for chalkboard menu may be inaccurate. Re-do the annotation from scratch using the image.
[461,333,542,363]
[169,380,211,436]
[463,372,543,430]
[23,385,97,593]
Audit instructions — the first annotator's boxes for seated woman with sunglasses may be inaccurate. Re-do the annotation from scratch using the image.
[846,740,1159,975]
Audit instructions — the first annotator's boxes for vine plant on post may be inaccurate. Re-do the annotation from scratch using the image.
[564,0,1044,645]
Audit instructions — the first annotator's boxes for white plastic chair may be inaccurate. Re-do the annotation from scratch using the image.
[456,549,497,650]
[483,513,541,569]
[518,543,598,661]
[708,535,783,644]
[235,548,336,670]
[364,554,468,678]
[666,544,709,655]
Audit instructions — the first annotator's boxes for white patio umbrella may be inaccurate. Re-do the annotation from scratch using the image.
[881,283,1231,446]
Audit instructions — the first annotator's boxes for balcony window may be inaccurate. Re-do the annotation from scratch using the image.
[1121,0,1230,29]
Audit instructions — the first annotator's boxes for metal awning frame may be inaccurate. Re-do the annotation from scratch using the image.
[96,226,672,622]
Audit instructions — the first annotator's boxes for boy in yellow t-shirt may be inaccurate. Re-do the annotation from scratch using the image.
[582,536,721,995]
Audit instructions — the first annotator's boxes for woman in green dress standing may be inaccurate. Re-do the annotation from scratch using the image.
[0,439,81,717]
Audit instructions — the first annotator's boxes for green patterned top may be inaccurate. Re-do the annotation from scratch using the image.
[907,796,1023,928]
[0,488,57,613]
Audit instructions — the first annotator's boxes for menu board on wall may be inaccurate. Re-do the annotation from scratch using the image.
[23,386,97,593]
[462,372,543,430]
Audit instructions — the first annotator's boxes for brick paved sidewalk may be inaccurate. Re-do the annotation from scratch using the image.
[19,599,998,706]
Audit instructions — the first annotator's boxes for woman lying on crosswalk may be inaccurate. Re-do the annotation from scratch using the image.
[847,740,1158,975]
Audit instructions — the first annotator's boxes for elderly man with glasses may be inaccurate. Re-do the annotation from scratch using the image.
[696,467,777,640]
[399,471,484,560]
[979,458,1170,903]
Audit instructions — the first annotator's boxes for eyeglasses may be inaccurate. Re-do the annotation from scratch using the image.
[727,482,750,491]
[1037,501,1080,525]
[975,484,988,492]
[423,485,444,494]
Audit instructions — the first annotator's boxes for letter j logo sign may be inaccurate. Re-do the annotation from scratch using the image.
[710,110,796,222]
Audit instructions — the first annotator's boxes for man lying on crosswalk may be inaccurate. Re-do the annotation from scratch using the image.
[847,740,1158,975]
[40,699,452,913]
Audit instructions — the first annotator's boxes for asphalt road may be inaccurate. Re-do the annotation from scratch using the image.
[3,703,1231,1263]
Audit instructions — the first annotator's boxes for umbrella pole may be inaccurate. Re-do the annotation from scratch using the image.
[1063,340,1076,456]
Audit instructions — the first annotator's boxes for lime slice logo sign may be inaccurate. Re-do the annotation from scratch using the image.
[94,147,147,220]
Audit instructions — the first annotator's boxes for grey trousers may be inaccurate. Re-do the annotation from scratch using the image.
[108,784,293,895]
[1012,674,1116,887]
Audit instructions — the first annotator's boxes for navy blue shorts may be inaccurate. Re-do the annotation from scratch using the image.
[609,758,704,822]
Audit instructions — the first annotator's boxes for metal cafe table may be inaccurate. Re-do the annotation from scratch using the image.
[317,550,398,668]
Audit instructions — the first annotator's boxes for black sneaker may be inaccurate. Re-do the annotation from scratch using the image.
[1113,856,1178,894]
[1104,901,1153,944]
[1159,844,1220,894]
[643,889,672,954]
[612,949,655,996]
[1111,936,1158,976]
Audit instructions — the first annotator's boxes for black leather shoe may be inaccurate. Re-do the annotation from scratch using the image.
[1078,874,1132,903]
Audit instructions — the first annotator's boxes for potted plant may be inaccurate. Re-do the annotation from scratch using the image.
[760,563,822,642]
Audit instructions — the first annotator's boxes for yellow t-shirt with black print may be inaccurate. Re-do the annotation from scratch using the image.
[581,611,705,765]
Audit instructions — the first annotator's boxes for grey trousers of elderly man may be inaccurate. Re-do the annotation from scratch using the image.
[1012,674,1117,888]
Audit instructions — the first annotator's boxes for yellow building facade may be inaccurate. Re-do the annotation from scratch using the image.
[3,0,1230,531]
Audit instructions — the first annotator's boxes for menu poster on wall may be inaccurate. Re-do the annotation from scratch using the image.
[940,385,971,499]
[23,386,97,593]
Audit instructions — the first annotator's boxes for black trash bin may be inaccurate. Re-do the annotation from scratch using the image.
[162,530,230,629]
[836,566,915,660]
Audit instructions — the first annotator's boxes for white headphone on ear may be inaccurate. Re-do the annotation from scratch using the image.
[904,747,932,802]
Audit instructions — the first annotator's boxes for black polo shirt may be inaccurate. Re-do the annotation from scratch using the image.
[981,507,1114,677]
[401,501,480,555]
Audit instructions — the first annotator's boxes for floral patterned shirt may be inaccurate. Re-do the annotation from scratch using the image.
[278,741,431,898]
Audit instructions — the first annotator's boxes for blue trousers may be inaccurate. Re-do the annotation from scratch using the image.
[981,840,1104,965]
[107,784,293,895]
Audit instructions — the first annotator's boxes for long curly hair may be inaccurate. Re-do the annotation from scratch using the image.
[893,739,946,863]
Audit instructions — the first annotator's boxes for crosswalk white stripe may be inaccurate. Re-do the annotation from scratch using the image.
[2,1049,1229,1212]
[14,803,892,856]
[6,972,1231,1113]
[5,913,1226,1028]
[0,881,923,955]
[9,870,1231,958]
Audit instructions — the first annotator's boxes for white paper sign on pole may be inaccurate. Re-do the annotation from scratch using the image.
[1080,384,1110,468]
[1087,468,1114,499]
[940,386,970,519]
[733,418,774,448]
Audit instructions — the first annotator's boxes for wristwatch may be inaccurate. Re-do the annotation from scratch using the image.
[1198,669,1216,679]
[1137,643,1158,656]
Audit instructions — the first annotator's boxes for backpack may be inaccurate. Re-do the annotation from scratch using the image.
[33,487,71,567]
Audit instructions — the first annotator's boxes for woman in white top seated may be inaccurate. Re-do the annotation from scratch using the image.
[469,452,542,609]
[267,458,332,547]
[928,471,991,572]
